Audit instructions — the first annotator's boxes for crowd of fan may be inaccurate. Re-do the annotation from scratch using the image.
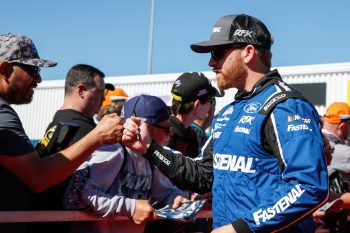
[1,13,350,233]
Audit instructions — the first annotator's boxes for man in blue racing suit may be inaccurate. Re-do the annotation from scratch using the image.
[122,14,328,233]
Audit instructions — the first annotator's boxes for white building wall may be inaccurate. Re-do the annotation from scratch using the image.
[12,62,350,140]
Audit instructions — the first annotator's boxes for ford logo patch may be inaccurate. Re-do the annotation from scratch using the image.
[244,102,261,113]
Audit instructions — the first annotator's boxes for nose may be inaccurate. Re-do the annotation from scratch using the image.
[34,74,42,84]
[208,57,217,68]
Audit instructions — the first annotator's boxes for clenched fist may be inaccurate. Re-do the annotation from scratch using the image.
[94,113,124,144]
[133,199,157,224]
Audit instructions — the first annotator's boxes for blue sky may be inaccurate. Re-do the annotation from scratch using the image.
[2,0,350,80]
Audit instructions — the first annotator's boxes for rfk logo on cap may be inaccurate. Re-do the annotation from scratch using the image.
[213,27,222,33]
[234,30,253,37]
[173,79,181,87]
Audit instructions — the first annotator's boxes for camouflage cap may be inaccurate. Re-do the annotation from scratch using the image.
[0,33,57,67]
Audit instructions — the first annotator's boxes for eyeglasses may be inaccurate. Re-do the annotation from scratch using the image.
[211,47,228,61]
[153,124,172,133]
[11,62,41,77]
[210,44,247,61]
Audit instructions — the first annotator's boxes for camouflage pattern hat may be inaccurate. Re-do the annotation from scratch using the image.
[0,33,57,67]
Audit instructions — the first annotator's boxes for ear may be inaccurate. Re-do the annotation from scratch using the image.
[0,61,11,78]
[193,99,201,109]
[76,84,87,97]
[241,44,255,63]
[338,122,347,130]
[336,122,348,136]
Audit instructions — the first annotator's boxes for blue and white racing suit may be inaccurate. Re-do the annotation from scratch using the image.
[145,70,329,233]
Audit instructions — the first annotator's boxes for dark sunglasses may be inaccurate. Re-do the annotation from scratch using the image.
[153,124,172,133]
[210,44,247,61]
[11,62,41,77]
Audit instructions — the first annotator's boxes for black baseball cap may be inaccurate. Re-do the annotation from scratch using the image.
[191,14,273,53]
[171,72,220,102]
[104,83,115,91]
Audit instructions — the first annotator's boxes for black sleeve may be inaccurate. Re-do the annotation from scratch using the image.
[0,105,35,155]
[145,139,214,194]
[262,117,285,171]
[68,119,95,145]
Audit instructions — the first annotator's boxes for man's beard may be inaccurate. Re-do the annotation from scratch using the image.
[216,53,247,90]
[8,83,33,105]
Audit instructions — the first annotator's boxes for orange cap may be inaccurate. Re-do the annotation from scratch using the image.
[102,87,128,107]
[323,102,350,124]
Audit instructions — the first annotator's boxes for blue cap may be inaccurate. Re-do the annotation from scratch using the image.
[122,94,169,125]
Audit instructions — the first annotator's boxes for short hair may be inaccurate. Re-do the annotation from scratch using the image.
[96,100,125,121]
[256,47,272,69]
[171,100,194,115]
[64,64,105,95]
[171,95,211,115]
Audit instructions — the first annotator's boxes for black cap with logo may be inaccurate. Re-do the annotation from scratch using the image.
[171,72,221,102]
[191,14,273,53]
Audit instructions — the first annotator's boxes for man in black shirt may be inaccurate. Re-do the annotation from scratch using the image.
[0,34,123,233]
[32,64,117,232]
